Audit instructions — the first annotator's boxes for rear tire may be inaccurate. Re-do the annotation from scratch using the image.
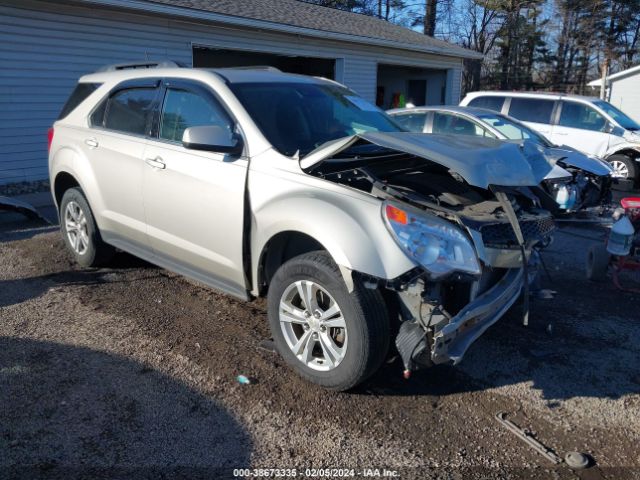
[586,244,610,282]
[59,187,114,268]
[267,251,389,391]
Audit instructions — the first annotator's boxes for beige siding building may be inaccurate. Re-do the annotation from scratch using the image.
[588,65,640,124]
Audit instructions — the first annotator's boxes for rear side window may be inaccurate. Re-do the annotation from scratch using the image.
[103,88,157,136]
[392,113,427,132]
[433,112,494,137]
[467,96,505,112]
[58,83,101,119]
[508,98,555,124]
[160,88,232,143]
[558,102,607,132]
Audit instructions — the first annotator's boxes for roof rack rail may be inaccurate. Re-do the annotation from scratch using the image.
[96,60,183,72]
[221,66,281,72]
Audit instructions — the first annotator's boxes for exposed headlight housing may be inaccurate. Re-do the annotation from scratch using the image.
[383,201,481,279]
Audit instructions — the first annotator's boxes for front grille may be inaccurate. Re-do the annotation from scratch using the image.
[480,215,555,248]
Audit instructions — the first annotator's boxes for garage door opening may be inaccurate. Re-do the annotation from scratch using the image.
[377,64,448,109]
[193,46,336,79]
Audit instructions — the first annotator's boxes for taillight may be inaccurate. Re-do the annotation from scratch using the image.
[47,127,54,153]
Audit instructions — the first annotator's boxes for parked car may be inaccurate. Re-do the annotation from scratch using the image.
[460,92,640,185]
[388,106,613,215]
[50,63,557,390]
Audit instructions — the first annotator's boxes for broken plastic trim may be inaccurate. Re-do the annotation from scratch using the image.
[493,189,530,326]
[0,196,52,224]
[431,267,524,365]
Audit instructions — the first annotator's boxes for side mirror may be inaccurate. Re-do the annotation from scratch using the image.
[182,125,243,155]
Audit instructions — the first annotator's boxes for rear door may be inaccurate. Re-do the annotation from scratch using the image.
[550,100,611,157]
[142,79,249,298]
[84,80,160,247]
[507,97,556,137]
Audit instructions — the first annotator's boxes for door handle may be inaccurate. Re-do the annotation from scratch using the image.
[85,138,99,148]
[554,132,568,136]
[145,157,166,169]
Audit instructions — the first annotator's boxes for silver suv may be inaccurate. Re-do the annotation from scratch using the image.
[50,63,557,390]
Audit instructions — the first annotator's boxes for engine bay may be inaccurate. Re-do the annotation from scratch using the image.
[305,140,556,373]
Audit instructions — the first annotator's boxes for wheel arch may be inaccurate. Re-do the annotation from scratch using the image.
[249,195,415,297]
[256,230,329,296]
[605,146,640,161]
[53,171,81,208]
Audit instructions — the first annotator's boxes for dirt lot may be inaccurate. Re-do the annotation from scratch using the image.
[1,212,639,479]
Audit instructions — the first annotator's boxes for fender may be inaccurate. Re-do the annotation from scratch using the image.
[248,168,416,296]
[604,141,640,160]
[50,141,108,229]
[546,146,613,176]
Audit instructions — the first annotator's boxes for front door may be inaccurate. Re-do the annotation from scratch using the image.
[550,101,611,157]
[142,81,249,298]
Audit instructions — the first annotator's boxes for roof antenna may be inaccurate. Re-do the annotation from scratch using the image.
[145,51,149,61]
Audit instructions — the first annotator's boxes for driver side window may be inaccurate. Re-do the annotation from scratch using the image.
[558,102,607,132]
[160,88,232,143]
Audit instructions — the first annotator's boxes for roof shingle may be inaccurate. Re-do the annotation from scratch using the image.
[144,0,480,58]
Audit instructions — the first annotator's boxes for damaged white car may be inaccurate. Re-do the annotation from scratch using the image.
[50,64,557,390]
[388,106,614,216]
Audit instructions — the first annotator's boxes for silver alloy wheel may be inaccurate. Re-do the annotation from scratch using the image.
[279,280,348,371]
[64,200,89,255]
[610,160,629,178]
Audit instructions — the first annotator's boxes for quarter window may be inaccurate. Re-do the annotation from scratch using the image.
[508,98,555,124]
[160,89,232,143]
[432,112,495,138]
[103,88,157,136]
[393,113,427,132]
[559,102,607,132]
[59,82,102,120]
[468,96,505,112]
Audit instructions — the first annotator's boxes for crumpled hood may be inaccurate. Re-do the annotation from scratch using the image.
[301,132,554,189]
[545,146,613,176]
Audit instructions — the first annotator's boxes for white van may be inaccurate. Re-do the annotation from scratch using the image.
[460,92,640,184]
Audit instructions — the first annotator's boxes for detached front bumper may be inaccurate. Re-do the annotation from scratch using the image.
[431,267,524,365]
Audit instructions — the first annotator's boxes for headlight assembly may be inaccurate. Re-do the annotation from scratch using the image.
[383,201,481,279]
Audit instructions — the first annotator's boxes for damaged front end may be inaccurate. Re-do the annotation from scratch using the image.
[303,133,556,374]
[535,145,613,215]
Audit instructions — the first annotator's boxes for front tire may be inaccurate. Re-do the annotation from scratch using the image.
[608,154,637,186]
[267,251,389,391]
[59,187,114,268]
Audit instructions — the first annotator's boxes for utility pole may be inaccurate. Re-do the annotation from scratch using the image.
[600,57,609,100]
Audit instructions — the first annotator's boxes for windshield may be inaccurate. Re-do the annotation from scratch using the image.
[229,82,402,156]
[477,113,553,146]
[593,100,640,131]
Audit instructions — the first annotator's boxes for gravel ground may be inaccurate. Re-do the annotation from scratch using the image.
[0,180,50,197]
[1,214,639,479]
